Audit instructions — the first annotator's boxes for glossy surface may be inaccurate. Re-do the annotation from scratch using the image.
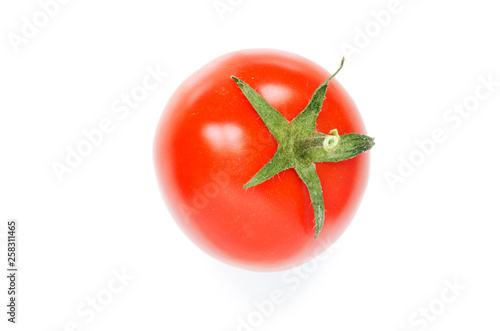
[154,49,370,271]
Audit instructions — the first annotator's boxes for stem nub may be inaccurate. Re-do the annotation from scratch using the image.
[323,129,340,152]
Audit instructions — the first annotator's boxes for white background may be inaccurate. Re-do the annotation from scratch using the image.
[1,0,499,330]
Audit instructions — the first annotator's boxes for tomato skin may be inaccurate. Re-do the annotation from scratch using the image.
[154,49,369,271]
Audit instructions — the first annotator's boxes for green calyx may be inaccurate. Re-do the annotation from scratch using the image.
[231,58,374,238]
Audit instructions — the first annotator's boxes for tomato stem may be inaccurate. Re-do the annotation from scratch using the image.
[232,58,374,238]
[295,129,341,154]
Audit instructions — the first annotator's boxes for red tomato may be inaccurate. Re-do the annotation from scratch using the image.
[154,49,370,271]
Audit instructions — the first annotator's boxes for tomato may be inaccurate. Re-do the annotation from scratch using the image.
[154,49,372,271]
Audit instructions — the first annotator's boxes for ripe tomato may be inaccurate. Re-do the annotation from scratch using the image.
[154,49,371,271]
